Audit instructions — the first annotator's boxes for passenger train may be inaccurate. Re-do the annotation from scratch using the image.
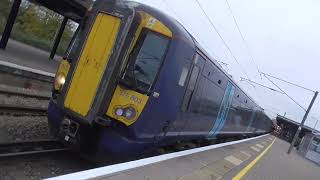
[48,0,272,161]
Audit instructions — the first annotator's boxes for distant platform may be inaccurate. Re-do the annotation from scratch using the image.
[0,38,60,74]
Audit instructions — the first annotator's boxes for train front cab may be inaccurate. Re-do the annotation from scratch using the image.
[48,2,178,159]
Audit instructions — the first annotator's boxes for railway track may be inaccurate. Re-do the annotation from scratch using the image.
[0,62,54,91]
[0,140,68,158]
[0,88,51,100]
[0,104,47,116]
[0,86,50,116]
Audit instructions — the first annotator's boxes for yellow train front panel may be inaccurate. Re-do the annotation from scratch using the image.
[106,85,149,126]
[64,13,121,117]
[106,12,172,126]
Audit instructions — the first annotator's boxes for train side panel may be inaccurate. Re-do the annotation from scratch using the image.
[173,50,272,140]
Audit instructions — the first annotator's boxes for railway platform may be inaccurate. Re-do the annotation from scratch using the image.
[0,38,56,90]
[243,137,320,180]
[49,134,320,180]
[0,38,60,74]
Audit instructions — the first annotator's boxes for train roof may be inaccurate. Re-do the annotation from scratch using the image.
[124,1,195,46]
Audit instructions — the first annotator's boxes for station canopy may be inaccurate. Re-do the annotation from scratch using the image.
[29,0,92,22]
[0,0,92,55]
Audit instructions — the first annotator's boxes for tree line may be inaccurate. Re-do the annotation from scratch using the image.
[0,0,76,55]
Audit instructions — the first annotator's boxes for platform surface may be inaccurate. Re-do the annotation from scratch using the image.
[50,135,273,180]
[0,38,60,73]
[101,135,274,180]
[51,134,320,180]
[244,138,320,180]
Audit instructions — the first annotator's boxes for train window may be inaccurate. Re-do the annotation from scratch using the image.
[181,65,200,111]
[181,54,204,111]
[188,66,200,90]
[121,29,170,93]
[178,66,189,86]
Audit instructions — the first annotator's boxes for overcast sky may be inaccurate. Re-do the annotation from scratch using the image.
[134,0,320,129]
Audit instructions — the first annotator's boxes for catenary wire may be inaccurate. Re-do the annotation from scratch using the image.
[194,0,251,80]
[225,0,261,76]
[264,74,307,111]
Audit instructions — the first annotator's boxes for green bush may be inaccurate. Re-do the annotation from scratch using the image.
[0,0,75,56]
[11,28,70,55]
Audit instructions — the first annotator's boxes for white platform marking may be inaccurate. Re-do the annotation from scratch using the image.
[224,155,243,166]
[256,144,264,149]
[0,60,55,77]
[240,151,251,157]
[251,146,261,152]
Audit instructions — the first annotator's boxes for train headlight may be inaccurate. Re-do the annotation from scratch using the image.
[115,108,124,116]
[114,106,137,120]
[124,107,136,120]
[54,73,66,90]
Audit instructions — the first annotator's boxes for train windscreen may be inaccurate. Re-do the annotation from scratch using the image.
[121,29,169,94]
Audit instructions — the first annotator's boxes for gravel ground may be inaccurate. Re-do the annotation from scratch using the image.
[0,85,97,180]
[0,84,51,142]
[0,84,97,180]
[0,152,96,180]
[0,115,52,142]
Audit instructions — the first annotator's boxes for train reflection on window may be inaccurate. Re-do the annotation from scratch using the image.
[65,26,80,62]
[121,29,169,94]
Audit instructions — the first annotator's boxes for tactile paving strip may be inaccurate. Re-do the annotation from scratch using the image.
[177,136,271,180]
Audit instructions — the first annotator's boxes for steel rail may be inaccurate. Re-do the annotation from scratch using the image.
[0,104,47,115]
[0,140,68,158]
[0,89,51,100]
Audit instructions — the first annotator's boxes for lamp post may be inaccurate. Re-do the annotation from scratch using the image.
[240,74,319,154]
[287,91,318,154]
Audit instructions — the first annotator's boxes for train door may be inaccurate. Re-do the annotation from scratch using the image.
[64,13,123,117]
[181,54,204,111]
[180,53,207,136]
[208,82,235,138]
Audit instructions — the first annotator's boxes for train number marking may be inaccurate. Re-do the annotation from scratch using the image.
[119,89,142,104]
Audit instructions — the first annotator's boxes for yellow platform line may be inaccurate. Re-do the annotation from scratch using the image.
[232,138,276,180]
